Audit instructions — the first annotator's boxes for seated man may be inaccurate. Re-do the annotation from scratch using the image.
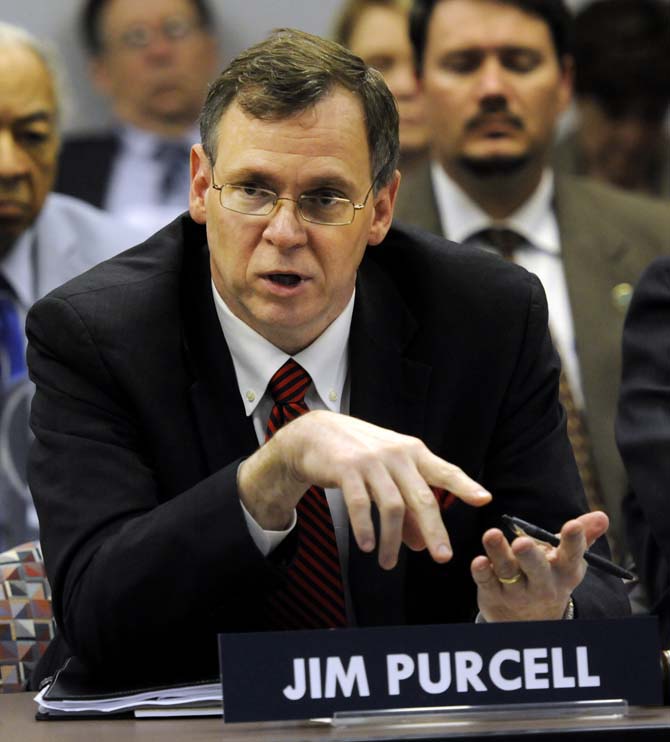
[27,29,629,688]
[617,256,670,645]
[0,21,142,551]
[54,0,219,238]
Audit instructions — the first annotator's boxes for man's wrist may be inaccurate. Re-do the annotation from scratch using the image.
[237,442,295,530]
[475,597,575,624]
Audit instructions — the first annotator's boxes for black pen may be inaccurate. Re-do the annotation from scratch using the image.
[501,514,635,581]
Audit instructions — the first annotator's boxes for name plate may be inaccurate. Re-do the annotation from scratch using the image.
[219,617,661,722]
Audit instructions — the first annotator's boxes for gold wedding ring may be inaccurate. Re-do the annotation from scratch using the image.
[497,572,522,585]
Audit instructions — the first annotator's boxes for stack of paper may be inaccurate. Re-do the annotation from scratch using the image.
[33,657,222,719]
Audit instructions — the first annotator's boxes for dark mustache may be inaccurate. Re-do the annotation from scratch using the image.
[465,97,524,132]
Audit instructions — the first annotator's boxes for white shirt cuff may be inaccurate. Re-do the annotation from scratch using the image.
[240,500,297,556]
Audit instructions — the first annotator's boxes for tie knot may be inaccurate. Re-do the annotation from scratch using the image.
[268,359,311,405]
[474,227,525,260]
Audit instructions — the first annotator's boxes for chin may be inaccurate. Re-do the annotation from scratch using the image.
[458,153,530,177]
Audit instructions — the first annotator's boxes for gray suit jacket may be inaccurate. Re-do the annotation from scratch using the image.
[30,193,143,298]
[0,193,143,551]
[394,164,670,551]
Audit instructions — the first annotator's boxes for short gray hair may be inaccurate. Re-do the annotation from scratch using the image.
[200,28,399,190]
[0,21,71,129]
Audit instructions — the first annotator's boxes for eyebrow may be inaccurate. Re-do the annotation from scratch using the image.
[15,111,54,126]
[222,168,359,194]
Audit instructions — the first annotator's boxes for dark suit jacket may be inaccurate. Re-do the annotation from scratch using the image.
[26,215,629,687]
[54,133,120,209]
[394,165,670,553]
[617,256,670,644]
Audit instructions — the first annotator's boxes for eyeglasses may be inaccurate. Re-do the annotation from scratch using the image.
[113,17,200,51]
[210,172,381,226]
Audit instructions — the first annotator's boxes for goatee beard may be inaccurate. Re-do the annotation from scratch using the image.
[458,154,529,177]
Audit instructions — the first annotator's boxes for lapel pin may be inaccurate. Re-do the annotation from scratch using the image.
[611,283,633,312]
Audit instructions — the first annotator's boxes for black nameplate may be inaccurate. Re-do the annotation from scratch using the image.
[218,617,661,722]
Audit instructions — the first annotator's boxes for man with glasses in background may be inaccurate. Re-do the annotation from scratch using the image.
[54,0,219,238]
[27,29,628,689]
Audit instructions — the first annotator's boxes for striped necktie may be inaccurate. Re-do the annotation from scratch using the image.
[264,359,347,629]
[473,227,524,260]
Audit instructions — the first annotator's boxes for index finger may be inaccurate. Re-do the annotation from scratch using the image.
[419,451,492,507]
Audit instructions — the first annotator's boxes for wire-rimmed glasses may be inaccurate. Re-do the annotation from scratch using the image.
[210,172,381,226]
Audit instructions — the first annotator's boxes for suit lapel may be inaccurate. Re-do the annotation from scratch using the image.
[347,254,432,626]
[180,237,257,473]
[553,177,631,395]
[553,176,638,530]
[34,199,82,298]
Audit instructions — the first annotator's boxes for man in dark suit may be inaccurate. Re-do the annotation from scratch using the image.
[27,29,628,687]
[54,0,219,238]
[617,256,670,645]
[395,0,670,559]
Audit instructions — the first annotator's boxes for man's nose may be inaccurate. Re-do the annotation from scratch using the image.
[0,131,28,181]
[262,198,309,248]
[475,58,510,100]
[142,31,177,62]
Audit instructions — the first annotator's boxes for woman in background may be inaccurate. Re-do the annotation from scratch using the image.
[334,0,429,172]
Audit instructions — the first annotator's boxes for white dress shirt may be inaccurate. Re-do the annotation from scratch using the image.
[211,282,355,575]
[104,124,197,240]
[431,163,584,407]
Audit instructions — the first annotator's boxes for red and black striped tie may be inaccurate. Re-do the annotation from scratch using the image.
[265,359,347,629]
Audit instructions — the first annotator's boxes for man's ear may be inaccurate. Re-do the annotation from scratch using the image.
[367,170,401,246]
[189,144,210,224]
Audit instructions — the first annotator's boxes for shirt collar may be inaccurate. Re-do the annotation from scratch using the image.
[211,282,354,417]
[0,222,36,309]
[118,123,199,157]
[431,162,560,255]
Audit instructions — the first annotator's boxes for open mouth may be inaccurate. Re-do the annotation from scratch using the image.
[267,273,303,287]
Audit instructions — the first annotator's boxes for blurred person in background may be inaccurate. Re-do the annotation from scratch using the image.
[554,0,670,198]
[54,0,219,238]
[333,0,429,171]
[0,21,141,551]
[395,0,670,563]
[617,256,670,644]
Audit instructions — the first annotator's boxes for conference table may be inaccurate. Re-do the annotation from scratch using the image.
[4,693,670,741]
